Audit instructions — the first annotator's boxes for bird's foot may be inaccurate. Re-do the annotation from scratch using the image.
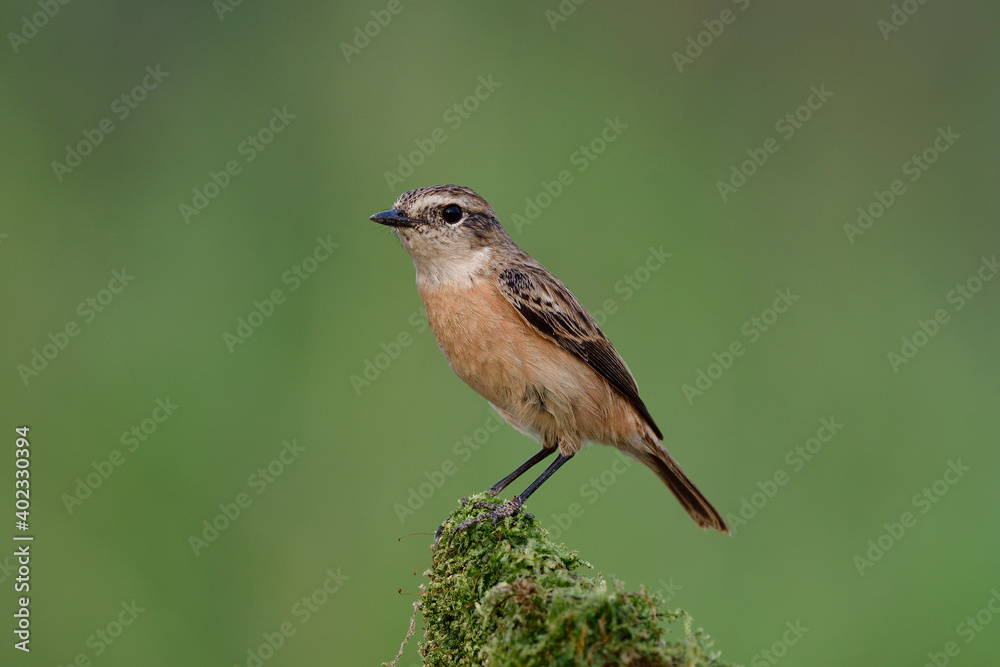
[432,496,472,548]
[434,497,525,551]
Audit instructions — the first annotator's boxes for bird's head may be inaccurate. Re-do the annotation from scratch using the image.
[370,185,511,279]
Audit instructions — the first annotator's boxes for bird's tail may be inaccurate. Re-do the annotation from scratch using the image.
[631,434,730,535]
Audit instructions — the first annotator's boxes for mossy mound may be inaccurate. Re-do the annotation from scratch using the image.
[415,494,735,666]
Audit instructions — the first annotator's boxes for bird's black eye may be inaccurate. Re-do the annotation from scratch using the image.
[442,205,463,224]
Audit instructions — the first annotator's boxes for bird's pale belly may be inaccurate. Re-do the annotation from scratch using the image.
[417,279,627,453]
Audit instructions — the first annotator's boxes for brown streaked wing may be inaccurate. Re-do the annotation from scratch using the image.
[497,264,663,440]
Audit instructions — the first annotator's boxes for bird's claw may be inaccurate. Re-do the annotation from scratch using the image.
[434,497,525,551]
[432,522,446,550]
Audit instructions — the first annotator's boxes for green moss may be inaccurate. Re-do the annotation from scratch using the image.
[412,494,736,667]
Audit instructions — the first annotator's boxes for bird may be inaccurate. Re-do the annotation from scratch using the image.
[370,184,729,546]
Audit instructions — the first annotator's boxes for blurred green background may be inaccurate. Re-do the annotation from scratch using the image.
[2,1,998,665]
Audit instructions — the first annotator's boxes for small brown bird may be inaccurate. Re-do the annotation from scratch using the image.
[371,185,728,543]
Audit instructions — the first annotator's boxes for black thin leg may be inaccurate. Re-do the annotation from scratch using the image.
[512,453,571,504]
[439,453,574,550]
[488,447,556,496]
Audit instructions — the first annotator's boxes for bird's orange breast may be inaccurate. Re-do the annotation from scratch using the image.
[415,276,639,453]
[418,278,537,404]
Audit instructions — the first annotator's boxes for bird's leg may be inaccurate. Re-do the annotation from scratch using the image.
[433,446,555,548]
[488,446,556,496]
[441,453,573,550]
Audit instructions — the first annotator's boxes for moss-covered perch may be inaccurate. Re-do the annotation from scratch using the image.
[387,494,736,667]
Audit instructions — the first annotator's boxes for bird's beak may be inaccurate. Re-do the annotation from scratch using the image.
[370,208,422,228]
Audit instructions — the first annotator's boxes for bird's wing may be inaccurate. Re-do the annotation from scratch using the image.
[497,263,663,439]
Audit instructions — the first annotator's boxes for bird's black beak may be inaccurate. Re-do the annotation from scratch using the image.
[370,208,422,228]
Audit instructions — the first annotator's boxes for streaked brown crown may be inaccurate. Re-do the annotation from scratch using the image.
[392,184,508,247]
